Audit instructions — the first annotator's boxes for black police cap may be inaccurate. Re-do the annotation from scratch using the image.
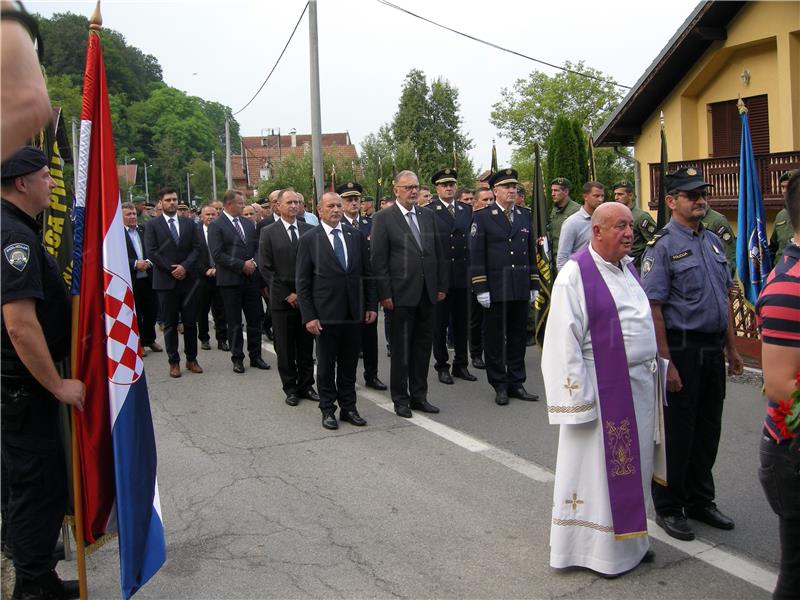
[488,168,518,187]
[335,181,363,198]
[1,146,48,180]
[431,168,458,186]
[664,167,714,192]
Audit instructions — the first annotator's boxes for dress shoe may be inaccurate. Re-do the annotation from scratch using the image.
[169,363,181,378]
[472,356,486,370]
[185,360,203,374]
[250,356,271,370]
[232,359,245,374]
[147,341,163,352]
[437,370,454,385]
[365,377,387,391]
[12,570,79,600]
[340,410,367,426]
[495,389,509,405]
[410,399,440,413]
[217,340,230,351]
[394,405,413,418]
[200,340,211,350]
[655,514,695,541]
[299,387,320,401]
[285,394,299,407]
[686,504,735,530]
[508,385,539,401]
[452,366,477,381]
[322,412,338,430]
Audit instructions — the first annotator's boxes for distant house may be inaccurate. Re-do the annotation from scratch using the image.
[230,131,359,196]
[595,1,800,227]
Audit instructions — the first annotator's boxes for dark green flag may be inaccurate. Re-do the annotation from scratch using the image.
[375,155,383,212]
[657,116,670,229]
[587,132,597,181]
[491,141,498,174]
[531,143,553,347]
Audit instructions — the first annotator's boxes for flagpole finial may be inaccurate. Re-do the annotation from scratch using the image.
[89,1,102,30]
[737,95,747,115]
[659,110,665,126]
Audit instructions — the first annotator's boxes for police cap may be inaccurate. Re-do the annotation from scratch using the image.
[488,168,518,188]
[177,203,189,210]
[664,167,714,192]
[613,180,634,192]
[431,168,458,186]
[1,146,48,181]
[476,170,493,183]
[551,177,572,189]
[335,181,363,198]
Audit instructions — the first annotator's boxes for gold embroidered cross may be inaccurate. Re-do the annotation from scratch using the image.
[565,493,584,512]
[563,377,579,397]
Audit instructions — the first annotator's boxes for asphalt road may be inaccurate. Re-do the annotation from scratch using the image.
[46,315,776,599]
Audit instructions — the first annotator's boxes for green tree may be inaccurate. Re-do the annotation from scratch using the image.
[186,156,224,206]
[546,116,583,198]
[256,151,359,206]
[45,74,83,125]
[571,120,589,186]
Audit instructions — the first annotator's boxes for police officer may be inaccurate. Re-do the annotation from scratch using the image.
[641,167,744,542]
[770,170,797,265]
[612,180,656,270]
[548,177,580,274]
[701,206,737,276]
[470,168,540,405]
[1,146,84,599]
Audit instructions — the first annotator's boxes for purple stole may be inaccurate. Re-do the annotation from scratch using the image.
[574,246,647,540]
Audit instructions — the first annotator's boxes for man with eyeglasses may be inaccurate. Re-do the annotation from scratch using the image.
[641,167,744,542]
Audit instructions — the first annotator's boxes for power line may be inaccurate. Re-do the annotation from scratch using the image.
[376,0,631,90]
[233,2,310,116]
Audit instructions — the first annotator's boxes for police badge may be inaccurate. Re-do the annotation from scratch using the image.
[641,256,654,278]
[4,243,30,272]
[470,223,477,237]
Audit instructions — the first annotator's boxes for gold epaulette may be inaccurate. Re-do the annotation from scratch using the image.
[646,229,669,247]
[472,275,487,284]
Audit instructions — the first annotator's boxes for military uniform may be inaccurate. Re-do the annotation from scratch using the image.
[548,196,580,274]
[701,208,736,275]
[630,206,656,269]
[769,207,794,265]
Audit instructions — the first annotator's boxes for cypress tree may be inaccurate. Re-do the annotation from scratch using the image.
[546,116,583,199]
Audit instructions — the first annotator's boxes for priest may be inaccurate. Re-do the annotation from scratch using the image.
[541,202,665,576]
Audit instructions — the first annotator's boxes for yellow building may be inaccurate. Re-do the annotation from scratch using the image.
[595,0,800,230]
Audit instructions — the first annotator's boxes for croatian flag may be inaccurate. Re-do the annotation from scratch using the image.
[73,26,165,599]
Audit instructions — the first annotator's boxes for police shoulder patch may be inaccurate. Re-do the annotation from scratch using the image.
[470,222,478,237]
[641,256,654,278]
[4,243,30,272]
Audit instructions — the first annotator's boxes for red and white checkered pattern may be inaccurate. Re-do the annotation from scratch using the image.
[104,269,143,385]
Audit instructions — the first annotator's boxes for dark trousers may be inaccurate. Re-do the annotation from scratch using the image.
[219,278,264,362]
[317,323,361,415]
[383,308,392,351]
[469,292,484,359]
[389,295,434,407]
[196,276,227,343]
[653,330,726,516]
[272,308,315,395]
[433,287,468,371]
[132,276,157,345]
[759,435,800,600]
[484,300,528,390]
[361,318,378,381]
[157,279,199,364]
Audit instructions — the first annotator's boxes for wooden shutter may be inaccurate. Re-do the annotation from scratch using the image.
[710,95,769,157]
[745,95,770,155]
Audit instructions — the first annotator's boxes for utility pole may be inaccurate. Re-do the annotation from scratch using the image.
[308,0,323,209]
[143,163,151,202]
[211,150,218,200]
[225,118,232,189]
[186,172,193,207]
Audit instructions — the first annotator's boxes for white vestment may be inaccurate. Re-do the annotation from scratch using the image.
[541,245,658,575]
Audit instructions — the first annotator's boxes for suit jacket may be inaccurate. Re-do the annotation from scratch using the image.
[143,214,200,290]
[425,199,472,289]
[207,212,259,287]
[370,203,448,306]
[124,224,151,281]
[258,219,313,310]
[256,215,277,235]
[196,223,216,277]
[296,223,377,325]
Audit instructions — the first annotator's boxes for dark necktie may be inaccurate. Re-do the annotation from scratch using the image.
[447,203,454,217]
[504,205,513,223]
[332,229,346,270]
[352,218,359,229]
[233,217,245,241]
[168,217,179,243]
[289,224,298,245]
[406,211,422,248]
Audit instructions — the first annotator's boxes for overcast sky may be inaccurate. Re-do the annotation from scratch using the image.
[31,0,698,172]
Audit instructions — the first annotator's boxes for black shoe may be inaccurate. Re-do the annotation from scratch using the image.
[495,389,509,405]
[340,410,367,426]
[686,504,735,530]
[322,412,338,430]
[299,387,320,401]
[437,370,454,385]
[200,340,211,350]
[285,394,299,407]
[12,570,79,600]
[640,550,655,564]
[452,366,477,381]
[472,357,486,370]
[232,359,245,374]
[250,357,271,370]
[395,405,412,418]
[217,340,230,351]
[525,332,535,347]
[364,377,387,391]
[410,399,440,413]
[655,514,695,541]
[508,385,539,401]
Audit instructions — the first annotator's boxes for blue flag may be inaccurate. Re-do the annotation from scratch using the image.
[735,101,772,307]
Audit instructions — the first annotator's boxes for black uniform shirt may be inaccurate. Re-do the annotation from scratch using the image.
[1,199,70,366]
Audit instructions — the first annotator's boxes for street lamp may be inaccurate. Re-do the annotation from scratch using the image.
[143,163,153,202]
[128,157,137,201]
[186,172,194,208]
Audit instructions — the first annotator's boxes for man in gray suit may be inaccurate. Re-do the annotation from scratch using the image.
[370,170,448,418]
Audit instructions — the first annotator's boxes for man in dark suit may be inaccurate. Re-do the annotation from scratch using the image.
[297,192,377,429]
[143,186,202,378]
[196,204,228,351]
[371,170,448,418]
[427,168,477,385]
[207,189,270,373]
[258,189,317,404]
[121,202,161,354]
[337,181,386,392]
[257,190,282,341]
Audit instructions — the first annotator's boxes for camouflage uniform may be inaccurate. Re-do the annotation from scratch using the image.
[702,208,737,276]
[630,206,657,270]
[769,208,793,265]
